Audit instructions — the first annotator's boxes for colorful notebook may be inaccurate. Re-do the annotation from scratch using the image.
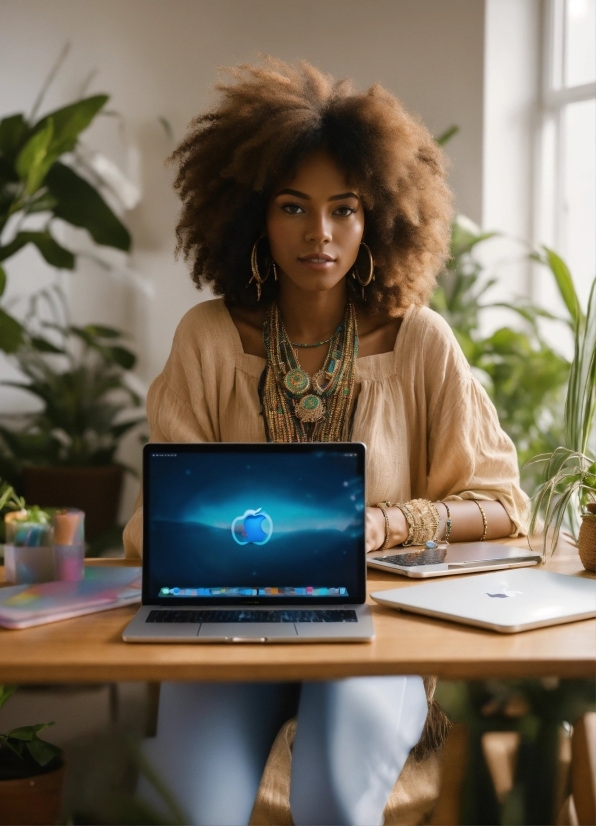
[0,566,142,629]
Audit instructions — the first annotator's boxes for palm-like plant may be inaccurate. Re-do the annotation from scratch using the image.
[528,275,596,552]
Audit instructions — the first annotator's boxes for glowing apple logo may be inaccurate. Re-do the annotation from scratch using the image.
[231,508,273,546]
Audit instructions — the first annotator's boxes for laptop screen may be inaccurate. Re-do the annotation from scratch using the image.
[143,443,366,605]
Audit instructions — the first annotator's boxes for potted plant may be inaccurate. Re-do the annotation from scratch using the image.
[0,685,65,826]
[528,274,596,567]
[0,288,145,542]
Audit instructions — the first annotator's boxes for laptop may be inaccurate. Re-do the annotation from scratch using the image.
[123,442,374,643]
[367,542,542,578]
[371,567,596,633]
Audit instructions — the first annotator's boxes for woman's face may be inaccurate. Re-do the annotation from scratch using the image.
[265,150,365,294]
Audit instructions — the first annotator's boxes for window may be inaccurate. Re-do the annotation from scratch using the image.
[538,0,596,310]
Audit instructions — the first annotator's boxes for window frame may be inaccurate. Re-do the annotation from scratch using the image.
[536,0,596,261]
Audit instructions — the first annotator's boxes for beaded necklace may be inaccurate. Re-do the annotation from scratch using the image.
[261,301,359,442]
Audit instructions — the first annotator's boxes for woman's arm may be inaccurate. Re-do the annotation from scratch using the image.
[365,500,514,554]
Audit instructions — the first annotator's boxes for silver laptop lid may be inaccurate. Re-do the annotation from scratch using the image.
[371,568,596,633]
[142,443,366,606]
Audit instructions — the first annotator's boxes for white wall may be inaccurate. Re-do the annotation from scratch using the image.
[0,0,487,519]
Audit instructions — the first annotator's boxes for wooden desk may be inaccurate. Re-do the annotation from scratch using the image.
[1,539,594,684]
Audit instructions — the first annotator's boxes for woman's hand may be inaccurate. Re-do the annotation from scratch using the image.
[365,507,387,553]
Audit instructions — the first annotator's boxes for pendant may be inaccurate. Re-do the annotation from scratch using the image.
[284,368,310,396]
[295,394,325,422]
[312,370,332,394]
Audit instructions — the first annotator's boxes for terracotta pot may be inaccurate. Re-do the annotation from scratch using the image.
[578,502,596,573]
[23,465,123,542]
[0,762,65,825]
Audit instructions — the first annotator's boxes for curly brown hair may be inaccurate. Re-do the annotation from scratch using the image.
[170,58,453,316]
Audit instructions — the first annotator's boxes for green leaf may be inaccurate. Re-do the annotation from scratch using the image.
[33,95,108,157]
[0,231,75,269]
[84,324,124,339]
[542,246,582,326]
[0,308,24,353]
[25,735,62,767]
[15,119,54,194]
[29,336,65,354]
[7,722,53,741]
[0,684,17,711]
[0,263,5,297]
[434,125,460,146]
[102,346,136,370]
[0,734,23,758]
[46,163,131,251]
[0,114,29,157]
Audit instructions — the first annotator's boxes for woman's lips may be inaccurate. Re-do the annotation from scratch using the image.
[298,254,336,271]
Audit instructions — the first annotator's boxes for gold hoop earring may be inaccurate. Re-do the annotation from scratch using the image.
[352,242,374,298]
[249,238,272,301]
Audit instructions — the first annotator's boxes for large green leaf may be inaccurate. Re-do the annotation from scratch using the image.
[46,163,131,251]
[0,230,75,268]
[33,94,108,157]
[15,119,54,194]
[0,307,24,353]
[0,114,28,157]
[542,246,582,327]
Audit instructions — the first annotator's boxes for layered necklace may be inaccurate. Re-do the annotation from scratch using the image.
[261,301,359,442]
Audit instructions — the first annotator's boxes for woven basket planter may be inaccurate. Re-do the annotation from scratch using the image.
[578,502,596,572]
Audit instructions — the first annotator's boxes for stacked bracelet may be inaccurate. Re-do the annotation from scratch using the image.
[394,499,440,546]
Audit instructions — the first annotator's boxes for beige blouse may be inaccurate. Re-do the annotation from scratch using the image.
[123,298,528,557]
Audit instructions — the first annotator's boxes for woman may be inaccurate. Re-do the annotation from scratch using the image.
[124,59,527,826]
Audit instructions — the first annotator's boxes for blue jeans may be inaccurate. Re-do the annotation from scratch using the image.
[140,676,427,826]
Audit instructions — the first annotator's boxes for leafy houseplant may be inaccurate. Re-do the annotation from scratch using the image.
[0,87,131,353]
[0,685,65,825]
[432,216,573,493]
[0,290,145,541]
[528,277,596,565]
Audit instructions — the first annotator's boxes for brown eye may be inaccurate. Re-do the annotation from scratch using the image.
[281,203,305,215]
[333,206,356,217]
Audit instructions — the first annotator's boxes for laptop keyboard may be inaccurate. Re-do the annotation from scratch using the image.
[146,609,358,623]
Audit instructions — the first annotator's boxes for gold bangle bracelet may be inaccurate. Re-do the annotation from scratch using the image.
[441,501,452,542]
[473,500,488,541]
[376,505,391,550]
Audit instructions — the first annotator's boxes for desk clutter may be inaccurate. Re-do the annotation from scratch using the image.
[4,507,86,585]
[0,566,142,629]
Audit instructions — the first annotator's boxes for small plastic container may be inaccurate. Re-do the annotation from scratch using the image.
[53,509,85,582]
[4,545,56,585]
[4,512,55,584]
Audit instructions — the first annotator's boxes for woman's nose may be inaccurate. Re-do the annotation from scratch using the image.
[305,213,332,244]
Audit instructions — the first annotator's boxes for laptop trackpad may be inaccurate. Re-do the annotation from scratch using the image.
[197,623,297,640]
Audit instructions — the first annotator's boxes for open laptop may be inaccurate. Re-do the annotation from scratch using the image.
[371,567,596,633]
[123,442,374,643]
[367,542,542,578]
